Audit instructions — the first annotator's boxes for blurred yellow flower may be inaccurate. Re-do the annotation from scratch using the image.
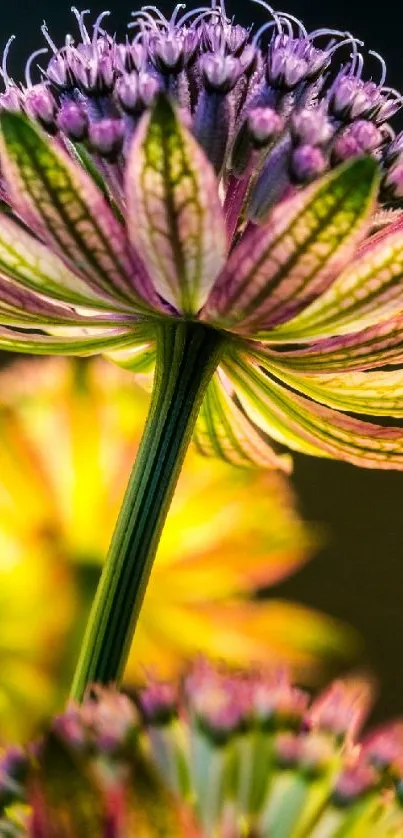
[0,358,348,739]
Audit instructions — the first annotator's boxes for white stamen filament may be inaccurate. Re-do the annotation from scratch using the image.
[25,48,48,88]
[92,11,111,45]
[368,50,387,87]
[0,35,16,86]
[251,0,283,45]
[278,11,307,38]
[71,7,91,44]
[169,4,186,30]
[41,22,59,54]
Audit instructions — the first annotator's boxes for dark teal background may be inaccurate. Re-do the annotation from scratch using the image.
[2,0,403,723]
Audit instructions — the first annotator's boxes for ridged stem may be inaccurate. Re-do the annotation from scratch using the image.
[71,321,223,700]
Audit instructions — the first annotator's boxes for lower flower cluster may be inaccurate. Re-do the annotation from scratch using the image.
[1,661,403,837]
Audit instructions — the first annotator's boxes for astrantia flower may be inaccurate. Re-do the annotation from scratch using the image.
[3,1,403,699]
[0,357,347,741]
[3,662,403,836]
[1,2,403,470]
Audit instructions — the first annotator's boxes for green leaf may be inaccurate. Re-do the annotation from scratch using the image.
[204,157,378,335]
[224,351,403,469]
[126,95,227,314]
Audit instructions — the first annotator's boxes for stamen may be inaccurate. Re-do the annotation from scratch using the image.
[327,35,363,58]
[382,86,403,100]
[71,7,91,44]
[252,21,281,48]
[308,27,346,42]
[211,0,228,18]
[24,48,48,88]
[250,0,283,45]
[169,4,186,29]
[278,11,307,37]
[41,22,58,54]
[275,16,293,37]
[92,11,111,45]
[368,50,387,87]
[176,5,218,27]
[350,50,364,78]
[128,9,166,32]
[0,36,16,86]
[140,5,169,27]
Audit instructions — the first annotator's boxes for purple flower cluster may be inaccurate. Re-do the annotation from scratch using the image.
[1,0,403,214]
[3,663,403,835]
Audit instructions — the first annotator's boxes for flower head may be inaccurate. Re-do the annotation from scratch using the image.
[2,661,403,836]
[0,356,347,740]
[0,4,402,469]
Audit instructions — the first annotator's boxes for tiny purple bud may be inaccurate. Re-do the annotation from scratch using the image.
[115,42,147,74]
[252,672,309,728]
[0,84,23,112]
[291,107,333,147]
[248,107,284,147]
[186,661,251,740]
[24,84,57,128]
[139,73,161,108]
[201,53,243,94]
[308,680,371,742]
[330,76,381,121]
[139,681,179,725]
[226,24,250,56]
[290,145,327,184]
[362,723,403,770]
[151,34,185,74]
[115,73,140,113]
[333,762,378,806]
[267,37,311,91]
[331,133,361,164]
[71,47,115,95]
[348,119,383,152]
[57,101,88,141]
[88,118,124,159]
[46,52,74,91]
[382,160,403,199]
[116,72,160,114]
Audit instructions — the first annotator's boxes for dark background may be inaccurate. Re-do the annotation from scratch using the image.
[2,0,403,723]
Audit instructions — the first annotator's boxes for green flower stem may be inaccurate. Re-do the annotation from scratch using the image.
[71,321,224,700]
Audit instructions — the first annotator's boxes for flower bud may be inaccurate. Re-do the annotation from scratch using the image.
[24,84,57,129]
[201,54,243,94]
[248,107,284,148]
[290,145,327,184]
[88,118,124,159]
[291,107,333,147]
[57,101,88,141]
[139,681,179,725]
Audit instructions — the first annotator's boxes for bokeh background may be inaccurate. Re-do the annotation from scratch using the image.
[1,0,403,729]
